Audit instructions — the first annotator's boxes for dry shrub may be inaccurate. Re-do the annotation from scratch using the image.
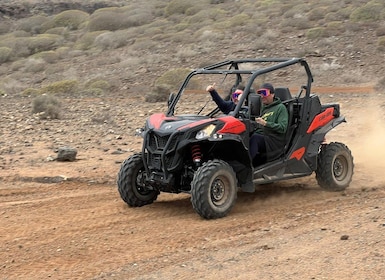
[280,17,312,31]
[145,84,171,103]
[32,50,60,64]
[0,21,11,35]
[154,68,192,91]
[0,36,30,58]
[44,27,70,37]
[32,95,61,119]
[84,79,112,93]
[0,47,12,63]
[75,31,104,50]
[52,10,89,30]
[350,2,384,22]
[24,58,46,73]
[326,21,345,36]
[27,34,63,55]
[376,25,385,36]
[377,36,385,51]
[165,0,194,16]
[41,80,79,95]
[306,27,327,39]
[308,7,328,21]
[88,6,154,32]
[146,68,198,102]
[94,30,130,50]
[23,80,79,96]
[16,15,50,34]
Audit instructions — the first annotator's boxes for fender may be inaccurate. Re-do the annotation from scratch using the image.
[306,116,346,158]
[313,115,346,136]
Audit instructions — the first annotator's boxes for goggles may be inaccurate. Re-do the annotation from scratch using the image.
[232,91,242,100]
[257,88,271,97]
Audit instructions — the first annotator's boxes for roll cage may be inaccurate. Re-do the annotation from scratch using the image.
[166,57,314,117]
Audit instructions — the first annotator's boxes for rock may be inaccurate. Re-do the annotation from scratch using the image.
[340,235,349,240]
[56,147,77,162]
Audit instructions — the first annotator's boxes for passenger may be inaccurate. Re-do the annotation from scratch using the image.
[206,83,244,114]
[250,83,288,165]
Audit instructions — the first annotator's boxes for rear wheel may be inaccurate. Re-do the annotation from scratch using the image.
[117,153,158,207]
[191,159,237,219]
[316,142,354,191]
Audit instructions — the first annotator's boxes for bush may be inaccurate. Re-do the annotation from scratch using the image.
[306,27,327,39]
[0,47,12,63]
[24,58,46,73]
[280,17,312,31]
[84,79,112,93]
[0,21,11,35]
[154,68,192,91]
[326,21,345,36]
[165,0,194,15]
[32,95,61,119]
[88,6,154,32]
[44,27,70,37]
[75,31,105,50]
[350,3,384,22]
[41,80,79,95]
[32,50,60,64]
[377,36,385,51]
[376,24,385,36]
[308,7,328,21]
[16,15,50,34]
[52,10,89,30]
[0,36,30,58]
[94,30,130,50]
[145,84,171,103]
[27,34,63,55]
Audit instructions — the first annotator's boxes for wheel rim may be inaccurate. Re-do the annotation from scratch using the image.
[334,155,348,181]
[135,169,152,196]
[210,176,229,206]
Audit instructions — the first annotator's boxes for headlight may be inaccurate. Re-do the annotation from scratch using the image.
[195,124,216,140]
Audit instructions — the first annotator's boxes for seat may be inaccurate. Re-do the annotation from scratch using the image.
[274,87,295,156]
[274,87,292,101]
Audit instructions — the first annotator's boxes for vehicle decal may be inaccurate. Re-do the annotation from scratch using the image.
[217,116,246,134]
[290,147,306,160]
[307,107,335,134]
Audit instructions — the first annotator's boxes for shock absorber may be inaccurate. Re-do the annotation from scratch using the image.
[191,144,202,166]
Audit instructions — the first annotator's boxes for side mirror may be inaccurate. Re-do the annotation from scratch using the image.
[248,94,261,119]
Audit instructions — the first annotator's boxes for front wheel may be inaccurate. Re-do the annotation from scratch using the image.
[191,160,238,219]
[316,142,354,191]
[117,153,158,207]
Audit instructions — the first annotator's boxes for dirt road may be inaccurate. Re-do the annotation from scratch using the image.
[1,90,385,279]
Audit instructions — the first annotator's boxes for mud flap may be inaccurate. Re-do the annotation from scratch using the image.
[239,167,255,193]
[228,161,255,193]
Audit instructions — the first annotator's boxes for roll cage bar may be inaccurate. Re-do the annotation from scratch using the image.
[166,57,314,117]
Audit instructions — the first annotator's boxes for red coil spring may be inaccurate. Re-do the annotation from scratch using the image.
[191,144,201,162]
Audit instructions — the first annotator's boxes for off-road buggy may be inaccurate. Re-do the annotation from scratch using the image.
[117,57,354,219]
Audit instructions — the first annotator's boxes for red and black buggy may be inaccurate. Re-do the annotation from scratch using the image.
[117,57,354,219]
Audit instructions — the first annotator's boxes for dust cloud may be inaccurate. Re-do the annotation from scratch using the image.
[347,94,385,186]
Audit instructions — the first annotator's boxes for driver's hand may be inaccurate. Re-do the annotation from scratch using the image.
[256,117,267,126]
[206,83,216,92]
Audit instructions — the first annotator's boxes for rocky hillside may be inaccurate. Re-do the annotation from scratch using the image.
[0,0,384,100]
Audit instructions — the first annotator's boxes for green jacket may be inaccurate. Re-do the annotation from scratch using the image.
[255,97,288,160]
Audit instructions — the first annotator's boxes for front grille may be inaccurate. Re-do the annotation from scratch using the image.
[148,133,170,150]
[146,131,181,171]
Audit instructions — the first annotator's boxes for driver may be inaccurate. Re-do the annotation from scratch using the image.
[206,83,244,114]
